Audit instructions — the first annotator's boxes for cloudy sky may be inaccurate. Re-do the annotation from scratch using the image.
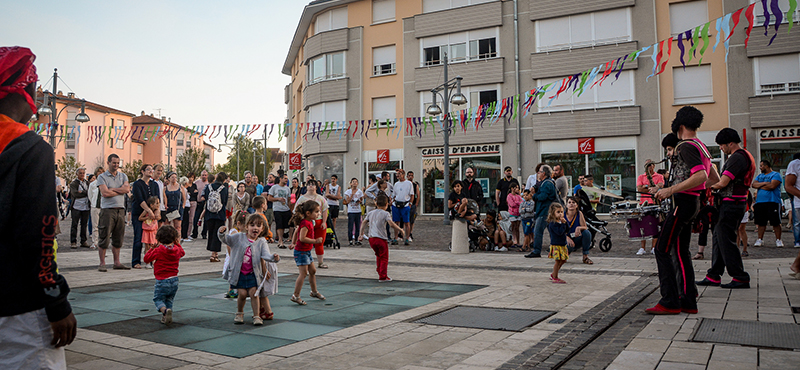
[2,0,307,164]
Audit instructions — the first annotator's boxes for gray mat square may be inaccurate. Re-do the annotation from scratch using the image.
[413,306,555,332]
[692,318,800,350]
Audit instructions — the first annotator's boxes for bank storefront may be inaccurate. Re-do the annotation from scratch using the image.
[758,128,800,193]
[420,144,502,215]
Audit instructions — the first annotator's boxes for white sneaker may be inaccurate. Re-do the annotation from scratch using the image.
[795,243,800,248]
[754,239,763,247]
[651,248,655,254]
[407,237,413,242]
[497,246,508,252]
[636,248,646,255]
[186,237,194,242]
[776,240,784,247]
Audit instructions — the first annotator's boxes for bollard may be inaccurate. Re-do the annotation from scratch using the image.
[450,218,469,254]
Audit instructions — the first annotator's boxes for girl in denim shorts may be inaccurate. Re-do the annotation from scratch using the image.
[288,201,326,305]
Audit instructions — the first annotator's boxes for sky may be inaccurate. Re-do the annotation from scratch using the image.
[1,0,308,165]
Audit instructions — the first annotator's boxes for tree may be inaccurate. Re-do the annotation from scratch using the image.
[176,147,209,178]
[122,159,144,183]
[55,156,84,185]
[220,136,273,181]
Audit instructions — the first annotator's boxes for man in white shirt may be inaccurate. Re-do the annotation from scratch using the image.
[325,175,342,229]
[525,163,545,191]
[392,169,414,245]
[785,154,800,248]
[153,163,166,225]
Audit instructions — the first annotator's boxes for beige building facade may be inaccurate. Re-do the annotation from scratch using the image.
[283,0,800,215]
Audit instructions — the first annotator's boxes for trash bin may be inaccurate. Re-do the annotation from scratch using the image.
[450,218,469,254]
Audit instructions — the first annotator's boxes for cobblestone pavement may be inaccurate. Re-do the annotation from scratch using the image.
[57,213,800,261]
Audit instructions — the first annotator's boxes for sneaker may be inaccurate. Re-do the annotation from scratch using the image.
[776,240,784,247]
[696,277,721,286]
[378,277,393,282]
[721,280,750,289]
[356,241,362,246]
[795,243,800,248]
[497,246,508,252]
[636,248,646,255]
[253,316,263,326]
[524,252,541,258]
[349,240,353,246]
[391,239,398,245]
[754,239,763,247]
[186,236,194,242]
[404,240,409,246]
[651,249,655,254]
[70,243,77,249]
[407,236,413,242]
[164,309,173,324]
[234,312,244,324]
[98,264,107,272]
[645,304,681,315]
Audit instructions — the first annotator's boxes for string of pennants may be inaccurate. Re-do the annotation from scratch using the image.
[31,0,796,148]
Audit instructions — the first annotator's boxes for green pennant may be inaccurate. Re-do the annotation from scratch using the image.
[576,70,591,97]
[387,120,391,136]
[688,25,701,64]
[698,22,711,65]
[511,95,520,120]
[430,117,436,138]
[789,0,797,33]
[326,122,332,139]
[375,119,381,137]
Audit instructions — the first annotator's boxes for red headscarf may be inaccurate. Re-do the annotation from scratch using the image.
[0,46,38,115]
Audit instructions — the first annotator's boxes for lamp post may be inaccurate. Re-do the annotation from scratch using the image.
[216,141,239,180]
[37,69,90,148]
[426,53,467,226]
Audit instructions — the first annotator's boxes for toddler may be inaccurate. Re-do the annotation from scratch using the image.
[547,203,569,284]
[506,183,522,248]
[143,225,185,324]
[288,201,326,305]
[519,190,536,252]
[223,211,249,299]
[218,214,280,325]
[139,196,161,269]
[359,195,404,282]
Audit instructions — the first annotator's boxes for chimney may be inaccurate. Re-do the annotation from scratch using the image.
[141,110,145,116]
[168,117,171,122]
[67,92,75,98]
[161,116,166,121]
[149,113,154,117]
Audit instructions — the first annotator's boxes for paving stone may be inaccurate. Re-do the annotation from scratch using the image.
[706,360,758,370]
[709,345,758,365]
[129,343,195,357]
[654,361,706,370]
[64,350,99,365]
[661,343,711,365]
[607,350,661,370]
[124,354,190,370]
[757,313,796,323]
[758,349,800,368]
[624,339,671,353]
[171,350,233,365]
[70,358,139,370]
[460,349,519,367]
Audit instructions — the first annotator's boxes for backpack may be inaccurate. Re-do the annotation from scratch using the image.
[206,184,224,213]
[546,178,565,206]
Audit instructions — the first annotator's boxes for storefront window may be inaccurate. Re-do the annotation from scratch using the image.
[422,158,459,214]
[366,161,403,184]
[307,154,344,184]
[542,152,585,195]
[761,141,800,195]
[543,150,636,213]
[460,157,501,213]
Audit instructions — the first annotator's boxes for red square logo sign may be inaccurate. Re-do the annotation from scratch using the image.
[377,149,390,164]
[289,153,302,170]
[578,138,595,154]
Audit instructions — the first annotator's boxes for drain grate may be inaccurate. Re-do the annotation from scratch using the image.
[413,306,555,331]
[692,318,800,350]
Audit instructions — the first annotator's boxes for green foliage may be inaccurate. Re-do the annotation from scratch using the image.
[122,159,144,182]
[55,156,84,185]
[220,136,273,181]
[176,147,208,178]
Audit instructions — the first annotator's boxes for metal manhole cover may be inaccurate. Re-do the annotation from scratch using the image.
[692,318,800,350]
[413,306,555,331]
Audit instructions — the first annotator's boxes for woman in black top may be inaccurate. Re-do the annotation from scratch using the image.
[203,172,229,262]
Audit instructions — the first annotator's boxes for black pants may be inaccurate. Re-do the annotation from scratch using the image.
[655,193,700,310]
[70,208,90,244]
[181,207,191,239]
[205,218,225,252]
[707,202,750,283]
[697,207,714,247]
[192,201,206,238]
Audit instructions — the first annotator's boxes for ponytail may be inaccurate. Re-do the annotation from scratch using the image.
[291,200,319,225]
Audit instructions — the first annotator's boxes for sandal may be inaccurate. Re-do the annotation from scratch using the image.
[318,263,328,269]
[310,291,326,300]
[132,264,143,269]
[234,312,244,324]
[582,256,594,265]
[259,308,275,320]
[549,275,566,284]
[692,252,704,260]
[741,251,749,257]
[290,295,307,305]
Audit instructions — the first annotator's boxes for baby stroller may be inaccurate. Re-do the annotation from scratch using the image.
[324,215,341,249]
[467,219,492,252]
[576,189,613,252]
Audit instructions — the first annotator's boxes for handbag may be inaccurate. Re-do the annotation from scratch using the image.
[394,200,408,209]
[166,209,181,221]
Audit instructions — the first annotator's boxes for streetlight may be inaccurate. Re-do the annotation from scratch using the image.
[426,52,466,225]
[38,69,90,148]
[217,137,240,180]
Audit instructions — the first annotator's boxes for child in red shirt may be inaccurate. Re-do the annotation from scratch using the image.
[143,225,185,324]
[289,201,325,305]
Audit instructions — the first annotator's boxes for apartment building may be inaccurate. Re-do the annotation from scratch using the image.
[283,0,799,215]
[132,113,215,171]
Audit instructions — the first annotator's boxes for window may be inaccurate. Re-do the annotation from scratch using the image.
[372,96,396,128]
[756,53,800,95]
[469,89,498,107]
[177,149,184,158]
[537,8,630,52]
[538,71,635,112]
[669,1,707,35]
[177,132,184,146]
[309,52,345,84]
[307,101,346,132]
[420,84,499,116]
[373,45,396,76]
[373,0,395,23]
[315,7,348,34]
[421,28,498,66]
[755,0,799,26]
[673,65,713,104]
[422,0,494,13]
[65,126,75,150]
[137,144,143,155]
[204,149,212,168]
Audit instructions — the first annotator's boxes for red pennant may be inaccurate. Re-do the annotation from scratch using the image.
[657,37,673,75]
[744,3,756,48]
[728,8,744,42]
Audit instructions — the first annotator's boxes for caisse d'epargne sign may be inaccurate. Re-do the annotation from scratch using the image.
[422,144,501,157]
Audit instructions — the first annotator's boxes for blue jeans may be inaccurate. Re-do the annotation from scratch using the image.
[792,207,800,246]
[131,217,143,267]
[153,277,179,311]
[567,229,592,255]
[533,216,547,255]
[347,213,361,241]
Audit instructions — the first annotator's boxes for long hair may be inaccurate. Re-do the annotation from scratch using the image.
[290,200,319,226]
[232,210,248,231]
[546,203,564,223]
